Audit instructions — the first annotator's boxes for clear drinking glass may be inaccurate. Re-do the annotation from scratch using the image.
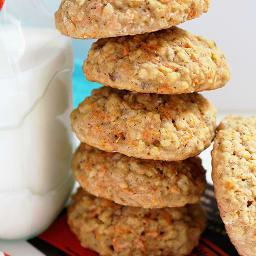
[0,0,74,240]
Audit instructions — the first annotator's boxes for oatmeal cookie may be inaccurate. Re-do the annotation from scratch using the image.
[84,27,230,94]
[212,116,256,256]
[55,0,210,39]
[70,87,216,161]
[68,188,206,256]
[72,144,206,208]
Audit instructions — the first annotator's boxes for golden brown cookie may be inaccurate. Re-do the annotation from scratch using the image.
[71,87,216,161]
[68,188,206,256]
[212,116,256,256]
[84,27,230,94]
[72,144,206,208]
[55,0,210,39]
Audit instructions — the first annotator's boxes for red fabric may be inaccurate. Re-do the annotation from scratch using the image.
[39,214,97,256]
[0,0,4,11]
[191,243,220,256]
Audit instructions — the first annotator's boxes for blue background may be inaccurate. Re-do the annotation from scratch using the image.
[72,39,101,108]
[72,59,100,108]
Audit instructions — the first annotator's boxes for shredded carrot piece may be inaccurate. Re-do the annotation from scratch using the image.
[187,8,195,19]
[143,130,152,143]
[157,67,166,74]
[143,217,151,223]
[141,55,159,63]
[164,210,171,225]
[114,129,123,135]
[184,42,190,48]
[113,238,118,249]
[96,4,102,16]
[127,119,139,124]
[169,186,179,193]
[94,126,101,133]
[162,63,172,69]
[159,106,172,120]
[157,87,171,94]
[102,166,107,175]
[225,181,234,190]
[191,54,198,62]
[95,231,101,240]
[122,47,129,58]
[142,44,160,52]
[94,111,111,120]
[182,136,193,143]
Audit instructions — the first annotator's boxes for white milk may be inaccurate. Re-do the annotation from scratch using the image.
[0,28,74,239]
[0,175,74,240]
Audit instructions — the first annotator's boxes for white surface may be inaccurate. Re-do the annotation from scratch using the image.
[0,241,44,256]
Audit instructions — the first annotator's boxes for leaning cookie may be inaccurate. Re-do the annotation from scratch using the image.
[84,27,230,94]
[71,87,216,161]
[68,188,206,256]
[55,0,209,39]
[212,116,256,256]
[72,144,206,208]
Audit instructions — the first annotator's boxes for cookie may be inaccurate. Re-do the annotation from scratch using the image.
[72,144,206,208]
[68,188,206,256]
[212,116,256,256]
[84,27,230,94]
[70,87,216,161]
[55,0,210,39]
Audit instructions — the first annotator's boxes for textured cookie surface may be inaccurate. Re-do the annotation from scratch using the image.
[55,0,209,39]
[68,188,206,256]
[84,27,230,94]
[71,87,216,161]
[73,144,206,208]
[212,116,256,256]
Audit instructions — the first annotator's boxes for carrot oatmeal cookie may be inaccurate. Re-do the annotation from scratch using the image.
[84,27,230,94]
[212,116,256,256]
[68,188,206,256]
[70,87,216,161]
[55,0,210,39]
[72,144,206,208]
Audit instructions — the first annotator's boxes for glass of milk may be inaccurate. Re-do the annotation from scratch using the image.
[0,0,74,240]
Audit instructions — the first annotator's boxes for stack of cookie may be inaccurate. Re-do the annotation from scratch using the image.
[55,0,230,255]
